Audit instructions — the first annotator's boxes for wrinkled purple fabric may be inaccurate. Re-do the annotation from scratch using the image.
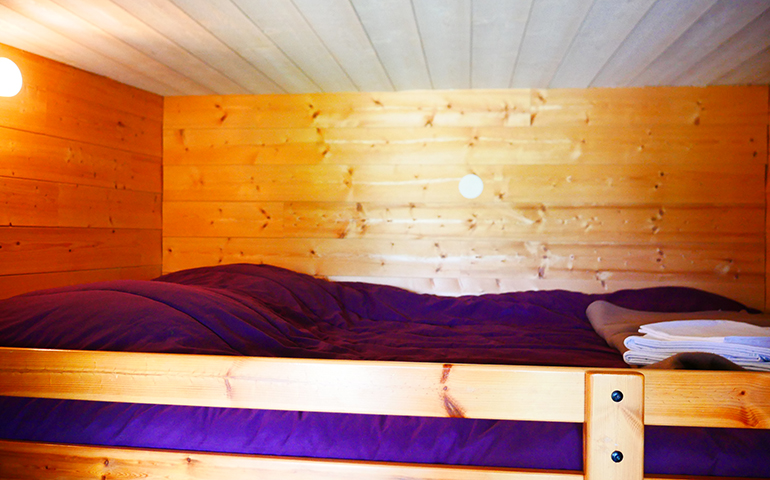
[0,264,767,476]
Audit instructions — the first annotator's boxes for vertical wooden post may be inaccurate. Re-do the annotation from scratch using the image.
[765,84,770,311]
[584,372,644,480]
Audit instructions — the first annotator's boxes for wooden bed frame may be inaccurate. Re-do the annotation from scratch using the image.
[0,347,768,480]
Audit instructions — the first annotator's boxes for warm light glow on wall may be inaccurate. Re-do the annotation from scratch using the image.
[0,57,23,97]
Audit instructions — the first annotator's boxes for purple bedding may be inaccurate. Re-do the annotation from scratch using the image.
[0,264,767,476]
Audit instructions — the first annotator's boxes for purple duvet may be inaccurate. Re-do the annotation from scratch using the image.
[0,264,767,476]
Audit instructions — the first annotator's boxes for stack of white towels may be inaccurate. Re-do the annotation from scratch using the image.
[624,320,770,372]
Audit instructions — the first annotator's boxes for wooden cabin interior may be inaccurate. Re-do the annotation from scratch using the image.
[0,0,769,309]
[0,3,770,479]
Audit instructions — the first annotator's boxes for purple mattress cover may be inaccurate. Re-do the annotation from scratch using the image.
[0,264,767,476]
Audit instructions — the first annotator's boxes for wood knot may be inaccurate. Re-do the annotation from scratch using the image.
[442,392,466,418]
[441,364,452,384]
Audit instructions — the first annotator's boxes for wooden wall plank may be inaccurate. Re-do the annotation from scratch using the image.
[164,202,763,244]
[164,91,532,129]
[531,86,768,127]
[0,266,161,300]
[164,163,764,205]
[164,124,765,166]
[162,237,763,278]
[0,177,161,229]
[0,42,162,297]
[165,87,766,130]
[164,202,284,238]
[0,126,161,191]
[0,40,162,113]
[163,86,769,308]
[0,52,162,157]
[0,227,161,276]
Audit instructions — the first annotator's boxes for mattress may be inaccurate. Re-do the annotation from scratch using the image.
[0,263,767,476]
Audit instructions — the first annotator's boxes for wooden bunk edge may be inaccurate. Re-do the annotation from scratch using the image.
[0,347,768,429]
[0,440,582,480]
[0,439,757,480]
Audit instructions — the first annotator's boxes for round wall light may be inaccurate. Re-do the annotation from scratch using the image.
[459,174,484,199]
[0,57,23,97]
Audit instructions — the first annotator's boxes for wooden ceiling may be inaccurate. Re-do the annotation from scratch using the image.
[0,0,768,96]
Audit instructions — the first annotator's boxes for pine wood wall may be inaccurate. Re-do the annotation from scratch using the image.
[165,86,769,309]
[0,43,162,298]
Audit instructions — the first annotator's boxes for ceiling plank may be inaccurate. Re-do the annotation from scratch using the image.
[413,0,472,90]
[471,0,533,89]
[1,0,206,96]
[168,0,319,94]
[292,0,393,92]
[715,46,770,85]
[0,4,178,95]
[50,0,245,95]
[351,0,431,91]
[0,0,767,96]
[673,8,770,86]
[109,0,283,94]
[631,0,770,86]
[509,0,593,88]
[231,0,356,92]
[591,0,718,88]
[550,0,657,89]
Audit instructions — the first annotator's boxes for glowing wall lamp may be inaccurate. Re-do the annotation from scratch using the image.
[459,174,484,199]
[0,57,23,97]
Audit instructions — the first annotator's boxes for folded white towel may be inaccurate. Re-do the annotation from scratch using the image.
[624,320,770,371]
[639,320,770,346]
[623,349,770,372]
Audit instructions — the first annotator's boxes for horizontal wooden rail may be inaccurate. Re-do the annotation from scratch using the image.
[0,347,768,428]
[0,347,585,423]
[0,440,757,480]
[0,440,581,480]
[642,369,770,428]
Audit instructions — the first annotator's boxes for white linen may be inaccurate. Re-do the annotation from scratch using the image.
[623,320,770,372]
[639,320,770,345]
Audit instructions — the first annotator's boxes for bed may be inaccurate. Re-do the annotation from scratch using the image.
[0,263,768,480]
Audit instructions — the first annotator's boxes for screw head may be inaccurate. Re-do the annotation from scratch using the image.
[611,390,624,402]
[611,450,624,463]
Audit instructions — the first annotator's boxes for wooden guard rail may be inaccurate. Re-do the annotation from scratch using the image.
[0,347,768,479]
